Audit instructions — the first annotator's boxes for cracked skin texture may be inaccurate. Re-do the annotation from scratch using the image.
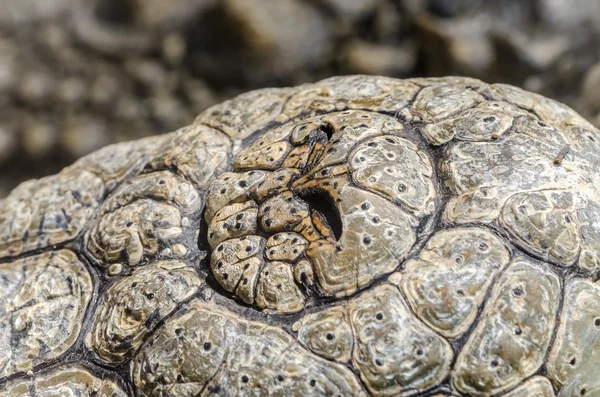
[1,75,600,396]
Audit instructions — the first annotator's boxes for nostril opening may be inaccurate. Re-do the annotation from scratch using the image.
[320,122,336,141]
[297,189,343,240]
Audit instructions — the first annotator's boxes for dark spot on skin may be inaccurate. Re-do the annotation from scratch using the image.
[223,273,229,280]
[273,235,279,240]
[595,318,600,327]
[363,236,371,245]
[126,221,134,227]
[483,116,496,123]
[177,374,183,382]
[478,242,488,250]
[175,328,184,336]
[220,189,226,194]
[375,359,384,366]
[264,206,271,212]
[513,288,523,297]
[239,181,247,188]
[236,214,244,220]
[265,219,272,227]
[581,388,587,396]
[361,203,370,210]
[291,208,298,214]
[570,357,577,366]
[243,278,248,285]
[242,375,249,383]
[131,282,138,287]
[310,380,316,387]
[372,217,380,224]
[277,375,284,382]
[397,184,406,192]
[368,142,378,147]
[416,349,423,356]
[217,261,223,269]
[210,232,214,238]
[515,327,522,335]
[244,263,250,270]
[491,360,499,368]
[245,246,252,252]
[326,333,335,341]
[159,180,166,185]
[456,289,465,296]
[277,284,282,290]
[292,238,299,244]
[204,342,212,351]
[376,313,383,320]
[218,245,224,252]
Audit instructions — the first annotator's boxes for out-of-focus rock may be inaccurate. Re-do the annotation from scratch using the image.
[341,40,415,76]
[583,63,600,112]
[2,0,600,197]
[188,0,333,87]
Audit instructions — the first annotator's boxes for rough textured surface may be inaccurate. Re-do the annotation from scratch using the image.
[0,365,127,397]
[0,250,92,379]
[1,75,600,396]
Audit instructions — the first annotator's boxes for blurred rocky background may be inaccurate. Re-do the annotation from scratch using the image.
[1,0,600,197]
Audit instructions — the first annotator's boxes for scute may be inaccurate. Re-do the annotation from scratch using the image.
[349,283,453,396]
[0,250,92,380]
[294,306,354,363]
[349,135,436,217]
[87,261,202,363]
[547,278,600,397]
[147,123,233,187]
[196,87,294,139]
[0,170,104,259]
[0,365,127,397]
[87,170,204,275]
[282,75,421,119]
[399,227,510,338]
[132,298,366,397]
[452,258,561,397]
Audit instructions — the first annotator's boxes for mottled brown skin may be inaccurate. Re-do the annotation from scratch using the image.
[1,75,600,397]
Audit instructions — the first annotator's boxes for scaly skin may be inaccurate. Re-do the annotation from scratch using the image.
[1,75,599,397]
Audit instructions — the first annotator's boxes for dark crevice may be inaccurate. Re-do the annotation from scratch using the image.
[296,189,343,241]
[319,122,336,141]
